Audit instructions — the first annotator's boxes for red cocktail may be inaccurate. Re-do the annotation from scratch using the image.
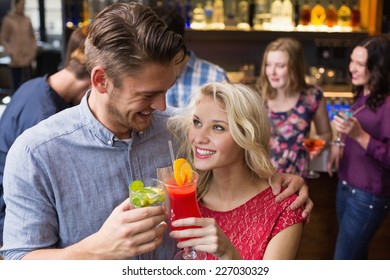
[163,172,206,260]
[164,173,202,241]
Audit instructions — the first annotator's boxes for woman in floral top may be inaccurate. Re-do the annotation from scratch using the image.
[259,37,332,176]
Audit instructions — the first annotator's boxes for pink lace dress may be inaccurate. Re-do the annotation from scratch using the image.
[198,187,305,260]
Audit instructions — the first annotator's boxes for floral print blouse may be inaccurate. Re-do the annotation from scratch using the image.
[268,85,323,176]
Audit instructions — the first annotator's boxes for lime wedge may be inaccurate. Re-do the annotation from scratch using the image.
[129,186,165,208]
[129,180,144,192]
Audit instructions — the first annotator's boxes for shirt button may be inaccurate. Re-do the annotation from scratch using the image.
[369,205,373,209]
[108,140,112,145]
[342,180,347,185]
[351,189,356,194]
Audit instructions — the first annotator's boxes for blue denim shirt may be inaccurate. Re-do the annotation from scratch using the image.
[0,75,70,245]
[0,92,178,259]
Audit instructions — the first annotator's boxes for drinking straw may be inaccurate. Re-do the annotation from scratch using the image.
[168,140,175,167]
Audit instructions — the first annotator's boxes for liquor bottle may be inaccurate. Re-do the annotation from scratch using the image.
[225,0,237,27]
[293,0,300,27]
[337,1,351,27]
[82,0,90,26]
[212,0,225,29]
[184,0,193,28]
[237,0,250,29]
[311,0,326,26]
[204,0,213,27]
[281,0,293,28]
[300,0,311,26]
[191,2,206,29]
[248,0,256,27]
[254,0,266,28]
[325,0,337,28]
[351,1,361,28]
[270,0,282,26]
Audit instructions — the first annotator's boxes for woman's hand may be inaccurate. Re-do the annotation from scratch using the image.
[333,114,370,150]
[170,217,242,260]
[326,144,343,177]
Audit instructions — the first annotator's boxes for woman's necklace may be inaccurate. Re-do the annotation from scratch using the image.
[352,104,366,116]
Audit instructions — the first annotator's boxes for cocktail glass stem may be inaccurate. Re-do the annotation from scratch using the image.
[305,151,320,179]
[182,247,198,260]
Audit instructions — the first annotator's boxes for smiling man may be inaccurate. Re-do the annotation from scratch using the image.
[0,3,185,260]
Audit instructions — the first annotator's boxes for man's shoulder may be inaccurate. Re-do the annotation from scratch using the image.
[12,76,47,97]
[11,106,81,151]
[189,51,226,73]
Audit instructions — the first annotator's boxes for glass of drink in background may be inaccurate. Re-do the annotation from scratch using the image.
[303,137,326,179]
[331,106,352,147]
[163,171,206,260]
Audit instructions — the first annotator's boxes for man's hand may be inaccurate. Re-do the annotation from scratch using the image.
[269,173,313,221]
[81,199,168,259]
[22,199,168,260]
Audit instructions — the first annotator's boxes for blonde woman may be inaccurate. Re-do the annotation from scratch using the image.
[259,37,332,176]
[168,82,305,260]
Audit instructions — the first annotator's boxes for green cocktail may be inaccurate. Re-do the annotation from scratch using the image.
[129,178,165,208]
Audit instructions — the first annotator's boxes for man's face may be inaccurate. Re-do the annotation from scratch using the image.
[100,62,176,139]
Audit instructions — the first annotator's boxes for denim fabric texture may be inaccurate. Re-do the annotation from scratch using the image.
[334,180,390,259]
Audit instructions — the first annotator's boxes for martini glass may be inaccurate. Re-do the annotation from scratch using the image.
[163,171,206,260]
[331,107,352,147]
[303,137,325,179]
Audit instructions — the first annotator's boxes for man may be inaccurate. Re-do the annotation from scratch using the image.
[0,3,311,260]
[0,26,90,246]
[0,0,37,94]
[153,6,228,108]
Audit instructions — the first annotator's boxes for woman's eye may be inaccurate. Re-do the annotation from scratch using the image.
[193,119,201,127]
[213,125,224,131]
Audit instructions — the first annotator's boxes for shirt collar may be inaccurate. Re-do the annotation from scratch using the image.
[78,90,117,146]
[77,90,165,146]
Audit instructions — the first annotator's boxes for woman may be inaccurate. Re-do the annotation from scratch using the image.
[327,35,390,260]
[259,37,332,176]
[167,82,305,260]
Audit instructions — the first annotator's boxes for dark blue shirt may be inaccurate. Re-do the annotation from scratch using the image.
[0,75,70,245]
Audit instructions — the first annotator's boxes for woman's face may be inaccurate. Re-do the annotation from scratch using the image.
[349,46,370,87]
[188,94,244,172]
[265,50,290,91]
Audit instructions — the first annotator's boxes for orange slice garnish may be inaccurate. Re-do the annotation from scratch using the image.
[173,158,193,186]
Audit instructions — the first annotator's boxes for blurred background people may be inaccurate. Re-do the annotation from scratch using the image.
[152,6,228,108]
[327,35,390,260]
[259,37,332,177]
[0,26,90,246]
[0,0,37,94]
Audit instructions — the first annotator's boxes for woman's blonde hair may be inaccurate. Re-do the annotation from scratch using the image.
[167,82,275,199]
[259,37,307,100]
